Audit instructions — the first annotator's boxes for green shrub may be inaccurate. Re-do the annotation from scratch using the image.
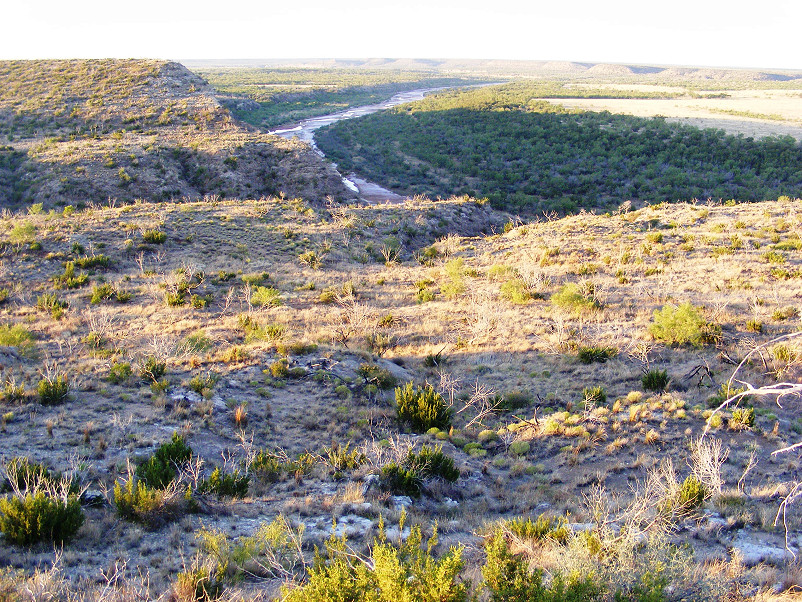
[36,293,68,318]
[198,468,249,498]
[190,293,213,309]
[52,261,88,289]
[0,324,35,351]
[179,330,213,355]
[659,475,707,518]
[90,282,117,304]
[325,442,367,472]
[1,457,78,495]
[251,449,316,483]
[499,278,531,304]
[250,286,282,307]
[1,377,24,403]
[582,385,607,408]
[707,383,747,408]
[73,254,109,268]
[641,369,669,392]
[551,282,601,315]
[0,491,84,545]
[357,363,397,390]
[173,566,223,602]
[269,359,290,378]
[483,530,603,602]
[241,271,270,285]
[142,229,166,244]
[380,444,459,497]
[197,516,305,583]
[136,432,193,489]
[283,518,466,602]
[104,361,131,384]
[649,303,720,347]
[729,407,755,430]
[187,371,219,395]
[441,258,466,299]
[505,514,569,543]
[508,441,530,456]
[113,477,186,528]
[140,355,166,382]
[501,390,532,410]
[578,346,617,364]
[406,444,460,481]
[614,571,668,602]
[37,373,69,405]
[395,382,452,433]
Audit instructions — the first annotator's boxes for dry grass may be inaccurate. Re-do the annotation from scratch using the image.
[0,195,801,597]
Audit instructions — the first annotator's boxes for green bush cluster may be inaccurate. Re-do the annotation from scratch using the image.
[483,530,602,601]
[380,444,459,497]
[142,229,166,244]
[135,433,192,489]
[250,449,316,483]
[37,373,69,405]
[356,363,397,390]
[325,442,366,472]
[198,468,249,498]
[52,261,88,289]
[113,477,187,528]
[504,514,570,543]
[577,346,617,364]
[0,490,84,545]
[395,382,452,433]
[641,369,669,392]
[729,407,755,430]
[250,285,283,307]
[139,355,166,382]
[284,518,466,602]
[551,283,601,316]
[649,303,720,347]
[582,385,607,408]
[658,475,708,518]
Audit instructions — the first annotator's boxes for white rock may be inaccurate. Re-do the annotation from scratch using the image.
[732,530,797,566]
[385,525,411,542]
[392,495,413,509]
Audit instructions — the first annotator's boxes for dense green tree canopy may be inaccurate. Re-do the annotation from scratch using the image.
[316,85,802,213]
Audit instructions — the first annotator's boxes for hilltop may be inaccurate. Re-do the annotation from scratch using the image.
[0,195,801,598]
[0,60,348,207]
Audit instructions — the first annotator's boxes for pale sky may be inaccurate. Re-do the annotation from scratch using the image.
[2,0,800,71]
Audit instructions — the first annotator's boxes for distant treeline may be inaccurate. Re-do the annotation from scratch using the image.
[315,84,802,214]
[198,68,488,129]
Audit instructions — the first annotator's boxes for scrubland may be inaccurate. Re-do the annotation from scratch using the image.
[1,194,801,599]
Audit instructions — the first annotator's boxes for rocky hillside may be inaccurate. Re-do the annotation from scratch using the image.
[0,60,349,207]
[0,196,801,598]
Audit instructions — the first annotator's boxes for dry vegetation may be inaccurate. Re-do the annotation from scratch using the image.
[1,194,802,599]
[0,60,348,207]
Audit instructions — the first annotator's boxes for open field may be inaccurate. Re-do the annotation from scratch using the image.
[541,88,802,141]
[1,195,802,598]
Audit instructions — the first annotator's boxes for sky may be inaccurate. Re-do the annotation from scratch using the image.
[2,0,800,71]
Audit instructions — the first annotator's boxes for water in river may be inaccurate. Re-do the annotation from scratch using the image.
[268,87,458,203]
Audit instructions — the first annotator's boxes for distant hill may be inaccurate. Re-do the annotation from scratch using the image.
[0,60,348,208]
[185,57,802,83]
